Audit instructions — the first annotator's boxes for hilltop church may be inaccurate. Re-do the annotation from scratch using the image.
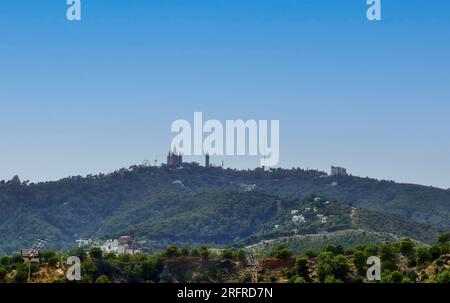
[167,148,183,168]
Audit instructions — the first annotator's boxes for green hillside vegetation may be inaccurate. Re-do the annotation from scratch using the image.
[246,230,404,256]
[0,234,449,283]
[0,164,448,254]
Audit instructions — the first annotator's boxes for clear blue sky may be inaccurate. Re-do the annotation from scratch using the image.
[0,1,449,188]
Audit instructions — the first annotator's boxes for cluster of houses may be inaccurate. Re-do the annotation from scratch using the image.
[76,236,141,255]
[289,196,330,226]
[240,183,257,192]
[290,209,306,224]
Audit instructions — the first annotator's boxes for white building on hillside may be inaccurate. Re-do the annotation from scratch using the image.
[331,166,348,177]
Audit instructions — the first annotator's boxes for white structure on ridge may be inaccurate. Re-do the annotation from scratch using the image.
[330,166,348,177]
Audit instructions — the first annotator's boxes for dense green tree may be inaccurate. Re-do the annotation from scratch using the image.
[180,248,190,256]
[389,271,403,283]
[434,259,444,267]
[270,244,293,260]
[434,270,450,283]
[199,246,210,259]
[333,255,350,281]
[268,275,277,283]
[0,266,6,282]
[382,259,397,272]
[353,250,367,274]
[317,252,335,282]
[235,250,247,261]
[317,252,350,282]
[238,272,253,283]
[380,242,395,260]
[303,250,317,258]
[289,275,306,283]
[364,244,378,257]
[399,238,414,256]
[14,264,29,283]
[9,255,24,265]
[416,247,431,265]
[164,246,182,258]
[0,257,10,267]
[40,251,56,260]
[380,242,397,272]
[140,257,164,282]
[324,275,343,283]
[81,258,97,282]
[89,247,103,259]
[323,244,344,255]
[95,275,111,283]
[47,256,60,267]
[220,249,234,260]
[295,257,309,280]
[438,232,449,244]
[429,245,441,261]
[404,270,417,283]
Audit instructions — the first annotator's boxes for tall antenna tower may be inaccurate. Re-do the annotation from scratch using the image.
[248,253,259,283]
[21,239,47,282]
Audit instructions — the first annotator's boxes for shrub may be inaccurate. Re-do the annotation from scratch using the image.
[289,275,306,283]
[429,245,441,261]
[235,250,247,261]
[389,271,403,283]
[438,232,449,244]
[333,255,350,281]
[405,270,417,282]
[95,275,111,283]
[239,272,253,283]
[323,245,344,256]
[47,256,60,267]
[0,266,6,281]
[382,259,397,272]
[14,264,29,283]
[295,257,309,280]
[220,249,234,260]
[164,245,182,258]
[416,247,431,265]
[399,238,415,256]
[317,252,350,282]
[10,255,24,265]
[89,247,103,259]
[270,244,293,260]
[303,250,317,258]
[434,270,450,283]
[269,275,277,283]
[353,250,367,274]
[1,257,10,267]
[434,259,444,267]
[324,275,343,283]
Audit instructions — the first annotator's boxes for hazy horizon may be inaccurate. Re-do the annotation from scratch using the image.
[3,157,449,191]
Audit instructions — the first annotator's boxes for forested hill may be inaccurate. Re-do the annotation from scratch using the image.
[0,164,448,254]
